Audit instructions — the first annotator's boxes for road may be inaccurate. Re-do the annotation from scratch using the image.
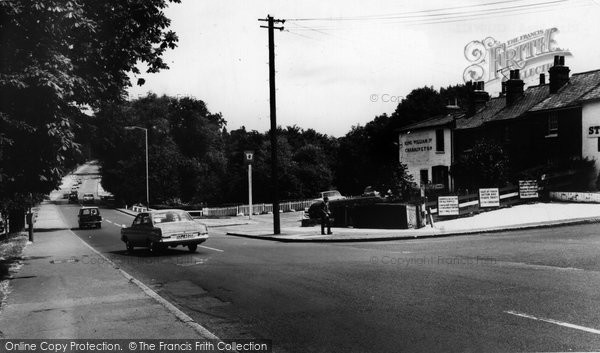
[56,164,600,352]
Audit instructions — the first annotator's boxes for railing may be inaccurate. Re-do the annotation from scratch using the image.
[191,200,316,217]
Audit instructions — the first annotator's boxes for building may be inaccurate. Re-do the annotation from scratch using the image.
[398,111,462,191]
[398,56,600,191]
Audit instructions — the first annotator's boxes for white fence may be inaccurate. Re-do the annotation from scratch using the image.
[199,200,315,217]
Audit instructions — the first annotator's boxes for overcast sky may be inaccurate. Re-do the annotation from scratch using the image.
[126,0,600,137]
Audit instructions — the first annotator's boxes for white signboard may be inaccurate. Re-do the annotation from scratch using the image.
[479,188,500,207]
[438,196,459,216]
[519,180,539,199]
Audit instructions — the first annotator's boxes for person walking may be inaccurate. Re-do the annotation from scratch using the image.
[320,196,332,235]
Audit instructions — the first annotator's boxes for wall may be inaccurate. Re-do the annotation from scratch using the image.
[399,128,452,187]
[582,101,600,170]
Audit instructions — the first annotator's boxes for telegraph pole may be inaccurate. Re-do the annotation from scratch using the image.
[259,15,284,234]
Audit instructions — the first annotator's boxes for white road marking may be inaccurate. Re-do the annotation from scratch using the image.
[505,310,600,335]
[105,219,113,224]
[198,245,224,252]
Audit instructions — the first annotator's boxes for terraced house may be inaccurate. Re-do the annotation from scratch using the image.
[399,56,600,191]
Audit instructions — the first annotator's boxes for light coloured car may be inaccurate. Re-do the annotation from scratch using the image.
[121,209,208,253]
[315,190,346,201]
[82,193,94,204]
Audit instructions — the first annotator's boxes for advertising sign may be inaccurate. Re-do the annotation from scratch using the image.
[438,196,459,216]
[519,180,539,199]
[479,188,500,207]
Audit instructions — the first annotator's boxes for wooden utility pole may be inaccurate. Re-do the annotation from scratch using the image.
[259,15,284,234]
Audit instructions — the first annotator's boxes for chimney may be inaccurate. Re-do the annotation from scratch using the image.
[506,69,524,106]
[549,55,570,93]
[466,81,490,117]
[539,73,546,85]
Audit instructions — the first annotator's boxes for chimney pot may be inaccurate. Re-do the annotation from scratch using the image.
[549,56,570,93]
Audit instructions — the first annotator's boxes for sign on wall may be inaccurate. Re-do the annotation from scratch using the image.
[479,188,500,207]
[519,180,539,199]
[587,125,600,138]
[438,196,459,216]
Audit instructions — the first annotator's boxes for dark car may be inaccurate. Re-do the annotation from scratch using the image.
[78,206,102,229]
[68,191,78,203]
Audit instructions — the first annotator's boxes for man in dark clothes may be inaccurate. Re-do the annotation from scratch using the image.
[320,196,332,235]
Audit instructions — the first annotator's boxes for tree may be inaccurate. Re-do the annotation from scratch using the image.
[451,140,510,191]
[0,0,180,226]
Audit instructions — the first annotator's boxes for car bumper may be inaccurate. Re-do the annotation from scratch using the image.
[158,234,208,245]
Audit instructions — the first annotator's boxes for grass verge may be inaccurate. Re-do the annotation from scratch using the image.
[0,233,28,312]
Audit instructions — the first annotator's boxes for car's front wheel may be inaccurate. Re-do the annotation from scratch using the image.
[149,241,161,254]
[125,241,134,253]
[188,244,198,253]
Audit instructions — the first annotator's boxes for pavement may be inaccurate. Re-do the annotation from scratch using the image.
[225,202,600,242]
[0,201,217,339]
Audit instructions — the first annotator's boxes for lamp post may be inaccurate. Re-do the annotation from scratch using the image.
[124,126,149,209]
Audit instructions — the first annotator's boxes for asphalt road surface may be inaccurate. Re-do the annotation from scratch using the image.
[57,164,600,352]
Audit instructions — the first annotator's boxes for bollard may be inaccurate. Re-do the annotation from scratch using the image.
[26,211,34,242]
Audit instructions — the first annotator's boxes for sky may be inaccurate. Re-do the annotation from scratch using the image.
[126,0,600,137]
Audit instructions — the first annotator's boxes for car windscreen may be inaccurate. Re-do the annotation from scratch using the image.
[152,211,193,224]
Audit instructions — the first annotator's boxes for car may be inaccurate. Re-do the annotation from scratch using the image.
[121,209,209,253]
[315,190,346,201]
[78,206,102,229]
[362,186,381,197]
[68,191,78,203]
[82,193,94,204]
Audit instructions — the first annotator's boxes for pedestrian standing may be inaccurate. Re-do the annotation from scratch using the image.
[320,196,332,235]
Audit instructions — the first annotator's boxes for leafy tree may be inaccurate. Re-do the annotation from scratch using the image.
[451,140,510,190]
[0,0,179,227]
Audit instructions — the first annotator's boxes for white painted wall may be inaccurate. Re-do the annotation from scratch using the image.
[399,128,452,185]
[581,100,600,171]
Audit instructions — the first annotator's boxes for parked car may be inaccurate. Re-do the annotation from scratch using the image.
[121,209,209,253]
[305,190,346,219]
[78,206,102,229]
[82,193,94,204]
[315,190,346,201]
[362,186,381,197]
[68,191,78,203]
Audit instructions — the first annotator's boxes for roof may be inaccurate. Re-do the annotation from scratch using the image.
[399,112,463,132]
[530,69,600,112]
[456,84,551,130]
[455,96,506,130]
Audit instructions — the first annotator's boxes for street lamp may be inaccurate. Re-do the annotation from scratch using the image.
[124,126,149,209]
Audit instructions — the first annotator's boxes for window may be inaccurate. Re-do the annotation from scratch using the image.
[435,129,445,152]
[432,165,449,187]
[133,215,142,226]
[547,113,558,136]
[420,169,429,185]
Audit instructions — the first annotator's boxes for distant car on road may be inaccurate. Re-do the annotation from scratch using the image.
[82,193,94,204]
[121,209,209,253]
[68,191,78,203]
[78,206,102,229]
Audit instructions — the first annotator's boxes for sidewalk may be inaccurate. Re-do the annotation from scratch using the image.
[0,202,216,339]
[225,202,600,242]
